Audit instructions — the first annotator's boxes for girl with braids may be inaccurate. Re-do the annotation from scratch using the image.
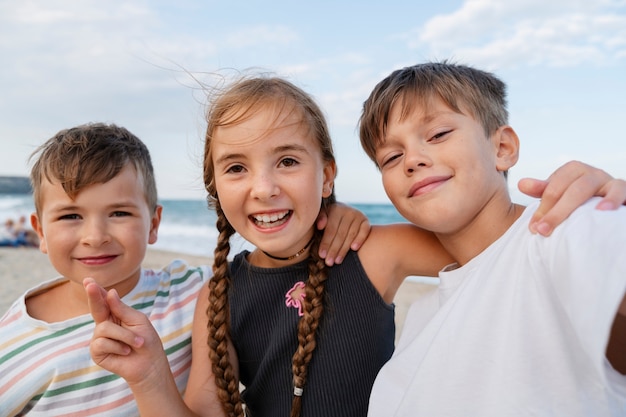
[185,75,453,417]
[85,75,626,417]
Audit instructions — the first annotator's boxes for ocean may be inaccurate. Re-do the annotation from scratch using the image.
[0,194,408,258]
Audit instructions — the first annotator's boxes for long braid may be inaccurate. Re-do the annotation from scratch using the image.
[289,227,330,417]
[203,75,338,416]
[206,201,246,417]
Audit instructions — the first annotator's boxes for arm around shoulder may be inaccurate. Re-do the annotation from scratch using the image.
[358,223,453,303]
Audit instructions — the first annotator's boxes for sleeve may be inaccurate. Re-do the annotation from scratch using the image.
[541,199,626,386]
[198,264,214,283]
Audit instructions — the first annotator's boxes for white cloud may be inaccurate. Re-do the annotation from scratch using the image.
[407,0,626,69]
[1,0,624,201]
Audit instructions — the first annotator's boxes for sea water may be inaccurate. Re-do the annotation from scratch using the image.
[0,194,407,258]
[0,194,438,283]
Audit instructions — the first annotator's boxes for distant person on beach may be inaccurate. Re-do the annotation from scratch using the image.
[0,216,38,247]
[0,218,17,246]
[15,214,39,247]
[359,62,626,416]
[0,122,369,416]
[84,75,626,417]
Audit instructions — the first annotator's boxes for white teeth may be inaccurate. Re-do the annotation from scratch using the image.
[254,210,288,223]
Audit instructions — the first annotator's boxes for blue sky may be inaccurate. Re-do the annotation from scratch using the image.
[1,0,625,203]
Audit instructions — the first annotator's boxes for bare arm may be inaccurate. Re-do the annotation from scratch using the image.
[606,295,626,374]
[357,224,453,303]
[184,284,232,417]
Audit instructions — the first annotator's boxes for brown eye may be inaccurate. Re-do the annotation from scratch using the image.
[280,157,298,167]
[430,130,451,142]
[382,153,401,167]
[226,164,244,174]
[111,211,131,217]
[59,213,80,220]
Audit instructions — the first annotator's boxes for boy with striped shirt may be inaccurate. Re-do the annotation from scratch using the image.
[0,123,212,416]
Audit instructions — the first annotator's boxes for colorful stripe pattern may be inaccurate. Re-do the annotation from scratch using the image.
[0,260,210,416]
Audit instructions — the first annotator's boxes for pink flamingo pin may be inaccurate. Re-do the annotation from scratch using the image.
[285,281,306,317]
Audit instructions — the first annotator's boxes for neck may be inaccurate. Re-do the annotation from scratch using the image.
[439,202,525,267]
[262,235,315,262]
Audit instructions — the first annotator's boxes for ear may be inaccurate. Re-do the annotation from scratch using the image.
[30,212,47,254]
[322,160,337,198]
[148,205,163,245]
[493,125,520,173]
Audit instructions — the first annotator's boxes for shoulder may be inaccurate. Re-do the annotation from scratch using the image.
[4,277,72,324]
[512,198,626,304]
[145,259,213,284]
[361,223,445,256]
[228,250,251,274]
[535,197,626,245]
[357,224,451,298]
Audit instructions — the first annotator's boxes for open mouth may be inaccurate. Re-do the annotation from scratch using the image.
[251,210,291,228]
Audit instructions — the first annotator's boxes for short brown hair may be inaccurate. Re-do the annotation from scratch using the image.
[30,122,158,214]
[359,61,509,165]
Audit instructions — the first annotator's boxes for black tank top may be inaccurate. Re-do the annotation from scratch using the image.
[229,250,395,417]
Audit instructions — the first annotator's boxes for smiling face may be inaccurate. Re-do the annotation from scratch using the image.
[211,106,335,265]
[30,163,162,295]
[376,95,518,237]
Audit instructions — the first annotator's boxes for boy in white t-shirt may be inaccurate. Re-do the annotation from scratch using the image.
[360,62,626,416]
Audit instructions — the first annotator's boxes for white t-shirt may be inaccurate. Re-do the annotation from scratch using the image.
[369,198,626,416]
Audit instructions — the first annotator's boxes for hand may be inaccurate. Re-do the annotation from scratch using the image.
[316,202,371,266]
[84,278,167,387]
[518,160,626,236]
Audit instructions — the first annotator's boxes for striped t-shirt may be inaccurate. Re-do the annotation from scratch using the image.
[0,259,211,416]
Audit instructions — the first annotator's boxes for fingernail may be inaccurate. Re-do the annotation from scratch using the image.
[529,222,538,234]
[334,256,343,264]
[134,336,144,348]
[319,249,327,259]
[597,200,616,211]
[536,222,551,236]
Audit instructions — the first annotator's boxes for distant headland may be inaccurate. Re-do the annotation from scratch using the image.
[0,176,32,194]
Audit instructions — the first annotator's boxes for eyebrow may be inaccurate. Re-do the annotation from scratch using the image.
[274,144,309,154]
[214,143,310,166]
[214,152,245,166]
[47,200,140,213]
[419,110,455,124]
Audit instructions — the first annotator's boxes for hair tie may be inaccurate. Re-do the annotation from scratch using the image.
[293,386,304,397]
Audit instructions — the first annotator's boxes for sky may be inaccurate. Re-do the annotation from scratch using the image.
[1,0,625,203]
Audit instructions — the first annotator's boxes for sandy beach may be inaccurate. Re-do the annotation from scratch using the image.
[0,247,435,338]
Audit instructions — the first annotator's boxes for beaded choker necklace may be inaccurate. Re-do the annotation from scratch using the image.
[262,236,315,261]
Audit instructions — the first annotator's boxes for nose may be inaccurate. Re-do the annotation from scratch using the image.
[250,172,280,200]
[404,146,430,175]
[81,218,111,247]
